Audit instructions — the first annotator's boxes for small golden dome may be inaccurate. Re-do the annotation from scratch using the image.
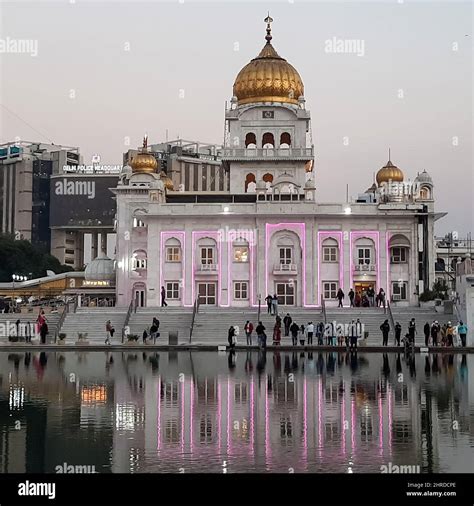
[130,136,158,174]
[376,160,404,186]
[233,17,304,106]
[159,171,174,191]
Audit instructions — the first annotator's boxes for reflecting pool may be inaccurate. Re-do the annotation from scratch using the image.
[0,351,473,473]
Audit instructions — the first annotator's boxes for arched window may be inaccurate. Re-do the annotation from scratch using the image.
[245,173,256,192]
[132,249,147,270]
[420,186,431,200]
[280,132,291,148]
[263,173,274,183]
[165,238,182,262]
[262,132,274,148]
[389,234,410,263]
[245,132,257,148]
[322,238,339,263]
[133,217,146,228]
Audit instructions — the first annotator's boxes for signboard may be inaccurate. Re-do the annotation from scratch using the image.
[49,175,117,227]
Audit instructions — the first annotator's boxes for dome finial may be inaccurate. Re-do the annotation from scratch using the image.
[143,134,148,150]
[388,147,391,162]
[264,12,273,43]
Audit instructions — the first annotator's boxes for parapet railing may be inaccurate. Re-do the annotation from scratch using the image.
[321,296,327,324]
[122,299,135,343]
[189,297,200,343]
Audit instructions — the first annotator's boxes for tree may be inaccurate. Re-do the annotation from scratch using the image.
[0,234,74,282]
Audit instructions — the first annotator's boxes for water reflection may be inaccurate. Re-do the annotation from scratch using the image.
[0,351,472,473]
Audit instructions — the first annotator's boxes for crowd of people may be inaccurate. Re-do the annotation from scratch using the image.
[336,287,386,309]
[226,313,469,350]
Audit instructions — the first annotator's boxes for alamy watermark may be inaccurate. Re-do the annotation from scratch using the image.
[0,37,38,57]
[325,37,365,57]
[381,462,420,474]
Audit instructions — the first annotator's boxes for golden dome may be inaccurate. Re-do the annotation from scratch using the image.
[233,17,304,106]
[130,136,158,174]
[376,160,404,186]
[159,171,174,191]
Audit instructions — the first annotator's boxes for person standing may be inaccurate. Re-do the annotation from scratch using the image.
[272,294,278,316]
[457,321,467,347]
[290,322,299,346]
[348,288,355,307]
[408,318,416,343]
[306,322,314,345]
[161,286,168,307]
[367,286,375,307]
[445,322,454,347]
[395,321,402,346]
[316,321,324,345]
[105,320,113,345]
[265,294,273,314]
[283,313,292,337]
[431,320,440,346]
[273,323,281,345]
[380,319,390,346]
[228,326,236,349]
[378,289,386,313]
[256,321,266,348]
[336,288,344,308]
[40,320,48,345]
[423,322,430,347]
[244,320,254,346]
[349,320,358,351]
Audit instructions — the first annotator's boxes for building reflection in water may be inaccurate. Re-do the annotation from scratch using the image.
[0,351,472,473]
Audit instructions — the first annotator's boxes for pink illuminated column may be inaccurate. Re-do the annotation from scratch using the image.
[160,231,188,306]
[317,231,344,305]
[385,232,391,301]
[349,231,380,291]
[265,223,307,306]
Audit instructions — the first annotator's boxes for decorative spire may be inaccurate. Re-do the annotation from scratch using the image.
[142,134,148,150]
[264,13,273,43]
[388,147,391,162]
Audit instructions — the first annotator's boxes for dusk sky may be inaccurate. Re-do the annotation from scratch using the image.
[1,0,472,235]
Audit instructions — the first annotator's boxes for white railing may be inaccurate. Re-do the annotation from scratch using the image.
[353,264,376,272]
[222,147,313,159]
[198,263,218,272]
[274,263,297,273]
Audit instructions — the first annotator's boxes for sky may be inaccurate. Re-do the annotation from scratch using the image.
[0,0,472,235]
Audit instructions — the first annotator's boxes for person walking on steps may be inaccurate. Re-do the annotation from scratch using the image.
[105,320,113,345]
[228,326,236,350]
[271,294,278,316]
[408,318,416,344]
[306,322,314,345]
[256,321,266,348]
[380,319,390,346]
[336,288,345,308]
[283,313,292,337]
[348,288,355,307]
[431,320,440,346]
[161,286,168,307]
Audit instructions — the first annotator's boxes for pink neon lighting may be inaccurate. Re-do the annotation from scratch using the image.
[351,398,356,453]
[318,231,344,305]
[217,378,222,451]
[191,231,221,305]
[181,379,185,453]
[265,374,271,467]
[341,381,346,455]
[157,375,161,451]
[227,230,255,307]
[318,377,322,456]
[250,376,255,458]
[190,378,194,455]
[227,377,231,457]
[378,386,383,456]
[349,231,381,293]
[302,377,308,469]
[265,223,315,307]
[386,233,391,301]
[160,231,191,306]
[388,384,393,453]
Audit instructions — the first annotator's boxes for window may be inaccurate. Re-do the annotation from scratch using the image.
[166,282,180,300]
[200,247,214,265]
[133,257,147,269]
[166,246,181,262]
[357,248,371,265]
[245,132,257,147]
[279,247,292,265]
[234,282,248,300]
[262,132,274,148]
[233,246,249,263]
[323,282,338,299]
[323,246,338,262]
[392,281,407,300]
[133,218,145,228]
[391,247,407,263]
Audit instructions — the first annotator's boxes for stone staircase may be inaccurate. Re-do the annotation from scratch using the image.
[128,307,194,343]
[59,307,128,344]
[0,311,62,343]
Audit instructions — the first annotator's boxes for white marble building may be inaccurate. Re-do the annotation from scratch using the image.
[113,19,442,309]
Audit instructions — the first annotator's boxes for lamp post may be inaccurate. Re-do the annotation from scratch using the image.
[12,274,28,306]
